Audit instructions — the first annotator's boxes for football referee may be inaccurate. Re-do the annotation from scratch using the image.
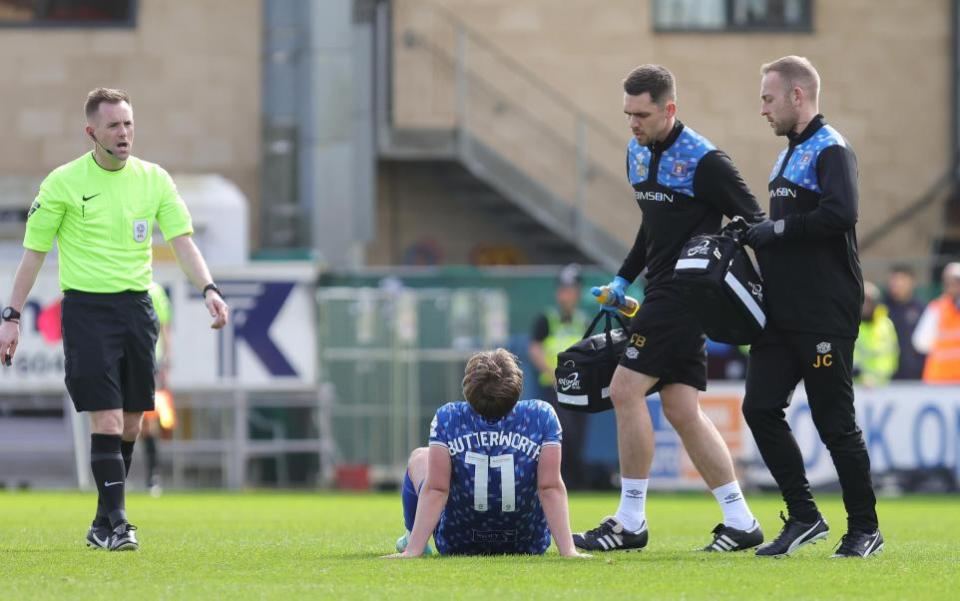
[743,56,882,558]
[0,88,228,551]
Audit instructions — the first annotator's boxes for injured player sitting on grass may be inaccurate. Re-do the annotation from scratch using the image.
[383,348,589,558]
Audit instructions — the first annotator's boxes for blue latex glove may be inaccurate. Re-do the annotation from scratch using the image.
[591,276,629,312]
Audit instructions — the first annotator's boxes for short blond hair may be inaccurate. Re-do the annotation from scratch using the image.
[84,87,130,121]
[462,348,523,421]
[761,55,820,103]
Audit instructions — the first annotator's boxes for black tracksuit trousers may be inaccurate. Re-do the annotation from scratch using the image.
[743,326,878,532]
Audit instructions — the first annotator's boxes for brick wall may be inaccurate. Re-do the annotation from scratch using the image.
[0,0,261,243]
[393,0,951,270]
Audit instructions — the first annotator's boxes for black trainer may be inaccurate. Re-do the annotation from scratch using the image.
[831,529,884,558]
[755,512,829,557]
[702,520,764,552]
[573,516,648,552]
[85,523,111,550]
[109,523,139,551]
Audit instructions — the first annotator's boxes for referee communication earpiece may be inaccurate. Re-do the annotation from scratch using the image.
[88,132,114,156]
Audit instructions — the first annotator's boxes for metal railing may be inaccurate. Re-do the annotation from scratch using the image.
[382,0,635,268]
[318,285,509,475]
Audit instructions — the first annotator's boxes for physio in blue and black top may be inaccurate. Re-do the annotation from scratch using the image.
[743,56,882,559]
[620,118,765,290]
[747,113,862,337]
[576,64,767,556]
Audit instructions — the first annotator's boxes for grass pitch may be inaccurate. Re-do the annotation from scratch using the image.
[2,491,957,600]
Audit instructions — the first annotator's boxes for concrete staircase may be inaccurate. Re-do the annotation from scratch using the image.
[377,2,634,271]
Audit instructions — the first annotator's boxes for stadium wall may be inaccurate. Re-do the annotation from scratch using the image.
[390,0,951,273]
[0,0,261,244]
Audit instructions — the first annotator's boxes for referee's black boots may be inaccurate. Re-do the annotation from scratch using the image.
[108,522,139,551]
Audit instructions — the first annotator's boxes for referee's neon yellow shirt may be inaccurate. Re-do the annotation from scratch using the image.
[23,153,194,292]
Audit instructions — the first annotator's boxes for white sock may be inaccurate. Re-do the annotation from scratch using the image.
[712,480,756,530]
[615,477,648,532]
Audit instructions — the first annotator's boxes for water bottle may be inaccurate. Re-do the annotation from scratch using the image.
[593,286,640,318]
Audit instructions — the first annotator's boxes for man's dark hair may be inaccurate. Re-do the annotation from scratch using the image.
[85,87,131,120]
[623,64,676,105]
[462,348,523,421]
[889,264,915,278]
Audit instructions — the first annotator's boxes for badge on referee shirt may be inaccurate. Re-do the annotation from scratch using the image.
[133,219,149,243]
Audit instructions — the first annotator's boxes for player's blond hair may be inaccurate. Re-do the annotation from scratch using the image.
[84,87,131,120]
[462,348,523,421]
[761,56,820,104]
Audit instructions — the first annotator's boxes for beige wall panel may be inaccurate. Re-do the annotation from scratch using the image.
[394,0,951,264]
[0,0,261,246]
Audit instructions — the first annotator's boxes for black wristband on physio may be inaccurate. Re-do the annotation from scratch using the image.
[202,283,223,299]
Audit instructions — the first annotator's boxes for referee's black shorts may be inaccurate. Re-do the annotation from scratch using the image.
[619,283,707,392]
[62,290,158,413]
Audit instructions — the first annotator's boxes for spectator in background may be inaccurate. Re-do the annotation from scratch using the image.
[884,265,926,379]
[528,264,589,489]
[854,282,898,387]
[914,262,960,383]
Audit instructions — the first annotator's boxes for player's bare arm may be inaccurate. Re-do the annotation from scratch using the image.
[537,444,589,558]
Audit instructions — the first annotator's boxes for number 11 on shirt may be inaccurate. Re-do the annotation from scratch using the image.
[465,452,516,512]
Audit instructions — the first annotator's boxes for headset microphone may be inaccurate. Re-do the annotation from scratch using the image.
[89,132,114,156]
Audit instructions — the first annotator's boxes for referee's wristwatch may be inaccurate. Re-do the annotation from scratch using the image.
[202,283,223,300]
[1,306,21,323]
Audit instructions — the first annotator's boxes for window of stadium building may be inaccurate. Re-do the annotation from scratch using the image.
[653,0,812,32]
[0,0,135,27]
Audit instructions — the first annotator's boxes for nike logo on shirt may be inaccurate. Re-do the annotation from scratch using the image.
[82,194,100,201]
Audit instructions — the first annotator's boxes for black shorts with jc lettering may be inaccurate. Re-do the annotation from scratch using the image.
[619,282,707,392]
[62,290,159,413]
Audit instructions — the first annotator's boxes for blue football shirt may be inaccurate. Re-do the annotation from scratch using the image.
[429,399,562,555]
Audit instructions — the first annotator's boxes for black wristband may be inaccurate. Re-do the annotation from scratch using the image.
[202,283,222,299]
[1,306,21,322]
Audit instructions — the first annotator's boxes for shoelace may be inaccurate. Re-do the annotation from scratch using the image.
[583,519,617,538]
[114,523,138,535]
[833,532,864,555]
[769,511,800,546]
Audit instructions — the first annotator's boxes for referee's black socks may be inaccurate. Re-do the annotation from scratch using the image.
[90,434,127,529]
[121,439,136,475]
[93,438,136,528]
